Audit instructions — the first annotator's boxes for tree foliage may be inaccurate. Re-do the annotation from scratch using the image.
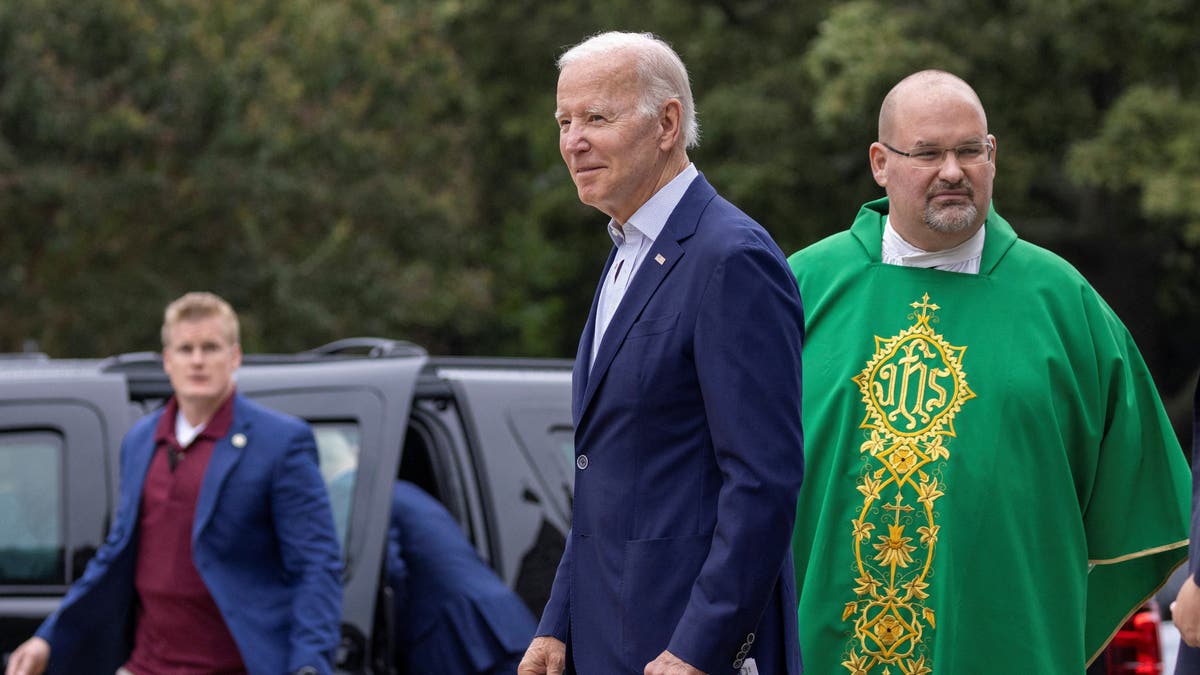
[0,0,480,353]
[0,0,1196,414]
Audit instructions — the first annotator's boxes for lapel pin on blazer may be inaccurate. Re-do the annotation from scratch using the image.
[654,253,666,265]
[232,433,247,448]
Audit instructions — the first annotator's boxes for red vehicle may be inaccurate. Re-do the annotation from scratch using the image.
[1090,602,1166,675]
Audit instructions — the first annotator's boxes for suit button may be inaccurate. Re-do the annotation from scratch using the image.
[576,454,589,470]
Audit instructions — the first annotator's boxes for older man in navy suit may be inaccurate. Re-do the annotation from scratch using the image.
[6,292,342,675]
[520,32,805,675]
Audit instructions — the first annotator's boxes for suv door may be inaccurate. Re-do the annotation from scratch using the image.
[235,355,423,673]
[429,360,573,619]
[0,367,132,657]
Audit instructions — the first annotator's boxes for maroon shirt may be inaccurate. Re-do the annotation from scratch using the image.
[124,393,248,675]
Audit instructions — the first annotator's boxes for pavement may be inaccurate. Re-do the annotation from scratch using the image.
[1164,620,1179,674]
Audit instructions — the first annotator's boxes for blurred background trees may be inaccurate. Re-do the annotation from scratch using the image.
[1,0,1196,424]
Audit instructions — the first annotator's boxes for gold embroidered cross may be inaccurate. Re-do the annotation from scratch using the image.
[883,492,914,516]
[910,293,940,321]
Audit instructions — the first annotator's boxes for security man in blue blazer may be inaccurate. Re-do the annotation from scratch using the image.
[521,32,805,675]
[6,292,342,675]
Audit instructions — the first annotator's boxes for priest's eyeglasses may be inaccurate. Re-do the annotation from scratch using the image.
[880,140,994,169]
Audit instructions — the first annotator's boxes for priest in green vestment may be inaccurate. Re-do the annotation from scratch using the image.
[788,70,1190,674]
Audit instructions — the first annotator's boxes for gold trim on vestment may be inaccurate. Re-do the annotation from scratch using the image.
[1088,538,1189,566]
[1085,555,1187,666]
[840,294,974,675]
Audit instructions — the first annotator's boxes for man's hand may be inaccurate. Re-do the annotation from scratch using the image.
[5,637,50,675]
[1174,574,1200,647]
[518,636,567,675]
[644,649,706,675]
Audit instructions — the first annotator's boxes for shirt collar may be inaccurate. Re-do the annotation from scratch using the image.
[154,390,238,448]
[607,163,699,246]
[882,216,986,269]
[849,197,1019,274]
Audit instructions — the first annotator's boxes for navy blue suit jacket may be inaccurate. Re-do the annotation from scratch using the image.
[385,481,536,674]
[36,394,343,675]
[537,174,805,673]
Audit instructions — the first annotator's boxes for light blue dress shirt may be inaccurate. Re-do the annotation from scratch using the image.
[591,163,699,367]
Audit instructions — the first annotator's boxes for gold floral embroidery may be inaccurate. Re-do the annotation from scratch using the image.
[915,477,943,508]
[860,429,887,455]
[888,443,919,474]
[900,655,933,675]
[873,524,916,568]
[842,294,974,673]
[842,651,870,675]
[852,517,876,542]
[857,475,884,501]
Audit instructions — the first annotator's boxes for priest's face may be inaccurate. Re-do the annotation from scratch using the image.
[870,88,996,252]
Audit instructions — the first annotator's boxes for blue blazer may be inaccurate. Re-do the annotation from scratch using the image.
[384,481,536,674]
[537,175,805,674]
[36,394,343,675]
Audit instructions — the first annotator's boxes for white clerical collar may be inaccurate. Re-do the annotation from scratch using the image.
[606,163,698,246]
[881,216,986,274]
[175,409,206,448]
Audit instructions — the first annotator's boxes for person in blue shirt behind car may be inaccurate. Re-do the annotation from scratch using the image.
[384,480,536,675]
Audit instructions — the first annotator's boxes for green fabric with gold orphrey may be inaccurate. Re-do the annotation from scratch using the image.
[788,199,1189,675]
[841,292,973,674]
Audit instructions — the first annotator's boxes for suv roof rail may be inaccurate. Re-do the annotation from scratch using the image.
[98,351,163,372]
[302,337,427,359]
[427,355,573,371]
[0,352,50,363]
[98,339,426,374]
[97,352,174,400]
[99,338,427,401]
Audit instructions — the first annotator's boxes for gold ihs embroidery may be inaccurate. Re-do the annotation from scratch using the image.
[841,294,974,675]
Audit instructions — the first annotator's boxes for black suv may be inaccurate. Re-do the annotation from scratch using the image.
[0,339,575,673]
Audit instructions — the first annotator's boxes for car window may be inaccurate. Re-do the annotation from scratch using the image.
[548,424,575,488]
[507,409,576,526]
[311,421,360,553]
[0,431,64,584]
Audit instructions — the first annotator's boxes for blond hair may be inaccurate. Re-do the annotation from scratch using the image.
[161,292,240,347]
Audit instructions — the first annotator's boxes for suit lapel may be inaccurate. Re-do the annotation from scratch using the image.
[124,413,162,525]
[580,238,684,418]
[193,396,249,541]
[577,175,716,422]
[573,247,616,423]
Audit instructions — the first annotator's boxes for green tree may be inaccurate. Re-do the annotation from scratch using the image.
[0,0,1195,429]
[0,0,484,354]
[786,0,1200,416]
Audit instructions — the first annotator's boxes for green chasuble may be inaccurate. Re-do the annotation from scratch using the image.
[789,198,1190,674]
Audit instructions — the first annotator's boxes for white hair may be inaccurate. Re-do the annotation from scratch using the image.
[558,31,700,149]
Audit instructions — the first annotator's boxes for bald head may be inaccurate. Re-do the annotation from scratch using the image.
[869,69,996,252]
[879,70,987,142]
